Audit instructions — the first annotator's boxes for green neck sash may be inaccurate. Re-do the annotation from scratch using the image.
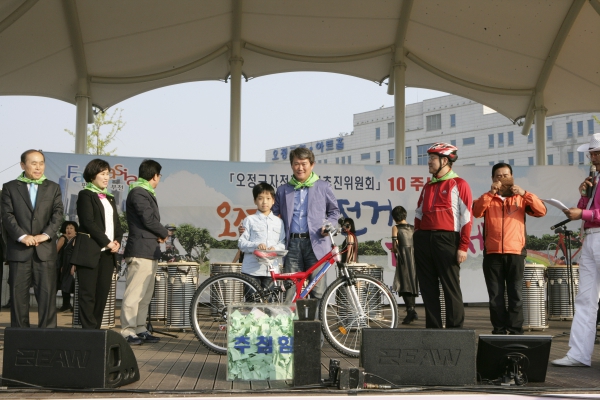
[84,182,114,197]
[289,172,319,190]
[17,173,47,185]
[430,169,459,184]
[129,178,156,196]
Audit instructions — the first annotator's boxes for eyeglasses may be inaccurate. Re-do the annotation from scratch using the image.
[343,224,351,228]
[586,152,600,159]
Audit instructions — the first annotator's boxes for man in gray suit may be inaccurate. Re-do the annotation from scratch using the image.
[273,148,339,300]
[1,149,63,328]
[120,159,168,345]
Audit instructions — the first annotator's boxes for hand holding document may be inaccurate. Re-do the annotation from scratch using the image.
[542,198,569,211]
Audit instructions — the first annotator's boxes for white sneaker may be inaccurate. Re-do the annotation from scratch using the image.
[551,355,588,367]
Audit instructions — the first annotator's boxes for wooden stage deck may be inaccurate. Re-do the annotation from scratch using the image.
[0,304,598,398]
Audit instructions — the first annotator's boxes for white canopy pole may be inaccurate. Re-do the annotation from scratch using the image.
[534,92,547,166]
[75,78,89,154]
[63,0,90,154]
[392,0,413,166]
[393,60,406,166]
[229,0,243,162]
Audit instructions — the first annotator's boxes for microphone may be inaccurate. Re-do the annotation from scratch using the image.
[550,219,571,230]
[586,165,597,198]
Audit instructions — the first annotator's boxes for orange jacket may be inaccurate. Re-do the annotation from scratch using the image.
[472,191,546,255]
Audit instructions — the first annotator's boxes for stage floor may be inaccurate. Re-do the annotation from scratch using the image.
[0,304,598,398]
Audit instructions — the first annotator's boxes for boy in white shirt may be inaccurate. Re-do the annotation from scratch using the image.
[238,182,286,289]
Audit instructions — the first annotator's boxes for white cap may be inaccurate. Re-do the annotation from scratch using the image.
[577,132,600,152]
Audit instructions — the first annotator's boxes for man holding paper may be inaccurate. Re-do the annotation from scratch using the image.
[552,133,600,367]
[473,162,546,335]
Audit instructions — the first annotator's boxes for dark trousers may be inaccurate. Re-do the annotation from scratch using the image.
[77,251,114,329]
[284,237,323,300]
[243,273,273,290]
[9,253,57,328]
[414,230,464,329]
[482,253,525,334]
[402,295,415,309]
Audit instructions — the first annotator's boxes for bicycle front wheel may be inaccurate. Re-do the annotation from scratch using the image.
[320,274,398,357]
[189,273,264,354]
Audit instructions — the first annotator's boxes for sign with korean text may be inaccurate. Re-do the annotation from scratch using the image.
[44,152,585,303]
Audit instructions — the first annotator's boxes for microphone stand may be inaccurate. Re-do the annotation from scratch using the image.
[553,225,576,338]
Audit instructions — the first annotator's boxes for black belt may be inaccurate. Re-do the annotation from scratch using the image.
[290,232,309,239]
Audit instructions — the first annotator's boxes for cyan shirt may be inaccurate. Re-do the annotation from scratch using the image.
[290,187,308,233]
[239,211,286,276]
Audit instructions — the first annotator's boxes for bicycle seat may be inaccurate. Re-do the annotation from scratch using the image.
[253,249,288,260]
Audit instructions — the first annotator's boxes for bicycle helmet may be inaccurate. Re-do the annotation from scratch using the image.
[427,142,458,162]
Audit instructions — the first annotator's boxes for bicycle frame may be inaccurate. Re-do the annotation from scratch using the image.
[268,231,342,302]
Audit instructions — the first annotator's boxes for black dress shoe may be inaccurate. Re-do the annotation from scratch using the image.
[125,335,143,345]
[402,309,418,325]
[138,331,160,343]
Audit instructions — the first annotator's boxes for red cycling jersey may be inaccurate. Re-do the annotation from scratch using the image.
[415,176,473,252]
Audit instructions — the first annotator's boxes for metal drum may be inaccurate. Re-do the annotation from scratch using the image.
[72,270,117,328]
[523,263,547,330]
[210,262,242,276]
[166,262,199,330]
[150,263,169,321]
[73,272,81,327]
[439,280,446,329]
[338,263,384,323]
[209,263,244,314]
[101,272,118,328]
[548,265,580,320]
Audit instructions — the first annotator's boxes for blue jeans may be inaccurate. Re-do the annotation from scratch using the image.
[284,237,325,300]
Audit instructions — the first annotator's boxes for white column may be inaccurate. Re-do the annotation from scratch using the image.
[534,92,547,166]
[394,58,406,165]
[74,78,88,154]
[229,0,242,162]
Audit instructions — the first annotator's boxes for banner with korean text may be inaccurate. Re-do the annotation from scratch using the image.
[44,152,585,303]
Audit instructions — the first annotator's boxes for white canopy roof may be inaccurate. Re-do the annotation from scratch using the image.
[1,0,599,122]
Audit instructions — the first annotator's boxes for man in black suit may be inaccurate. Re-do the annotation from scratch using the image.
[120,159,168,345]
[1,150,63,328]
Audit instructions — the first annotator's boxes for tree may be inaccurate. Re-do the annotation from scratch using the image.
[176,224,213,261]
[118,212,128,233]
[358,240,387,256]
[65,108,126,155]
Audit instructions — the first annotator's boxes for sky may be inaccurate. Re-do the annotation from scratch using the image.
[0,72,446,185]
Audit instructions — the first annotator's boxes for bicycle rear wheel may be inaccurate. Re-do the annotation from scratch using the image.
[189,273,264,354]
[320,274,398,357]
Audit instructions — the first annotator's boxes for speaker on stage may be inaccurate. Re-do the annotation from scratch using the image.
[360,329,476,386]
[2,328,140,388]
[293,320,321,386]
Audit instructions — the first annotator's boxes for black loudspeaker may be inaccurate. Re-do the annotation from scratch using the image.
[360,329,476,386]
[293,320,321,386]
[2,328,140,388]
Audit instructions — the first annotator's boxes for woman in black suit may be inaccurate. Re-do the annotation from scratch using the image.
[76,159,123,329]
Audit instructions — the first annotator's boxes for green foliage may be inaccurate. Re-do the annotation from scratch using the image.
[210,239,239,249]
[358,240,387,256]
[176,223,213,261]
[526,234,581,251]
[118,212,128,233]
[65,108,126,155]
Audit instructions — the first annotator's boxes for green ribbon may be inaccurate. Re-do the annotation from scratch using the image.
[129,178,156,196]
[84,182,114,197]
[16,173,47,185]
[289,172,319,190]
[430,170,459,184]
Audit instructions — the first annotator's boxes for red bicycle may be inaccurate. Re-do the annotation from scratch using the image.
[189,226,398,357]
